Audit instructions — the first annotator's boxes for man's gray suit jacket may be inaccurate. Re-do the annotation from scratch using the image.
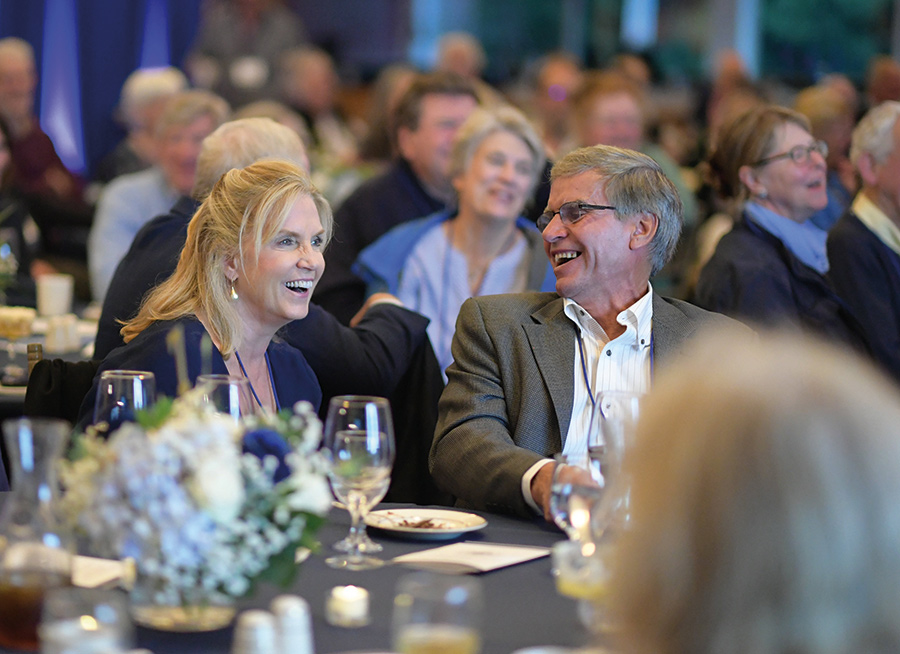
[429,291,742,517]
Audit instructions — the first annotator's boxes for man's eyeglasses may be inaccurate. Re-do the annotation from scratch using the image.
[537,201,617,231]
[751,140,828,167]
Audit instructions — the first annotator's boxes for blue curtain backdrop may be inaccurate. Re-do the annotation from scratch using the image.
[0,0,203,177]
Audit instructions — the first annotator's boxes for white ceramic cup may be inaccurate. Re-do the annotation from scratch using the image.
[36,274,74,317]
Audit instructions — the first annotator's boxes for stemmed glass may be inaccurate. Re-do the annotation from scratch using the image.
[92,370,156,430]
[195,374,253,421]
[322,396,394,570]
[332,475,390,554]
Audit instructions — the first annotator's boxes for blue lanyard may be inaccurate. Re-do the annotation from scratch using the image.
[234,350,280,411]
[577,330,654,408]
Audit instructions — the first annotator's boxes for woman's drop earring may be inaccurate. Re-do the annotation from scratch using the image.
[230,279,239,301]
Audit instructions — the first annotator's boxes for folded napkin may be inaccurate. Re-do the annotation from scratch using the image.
[393,542,550,574]
[73,555,135,589]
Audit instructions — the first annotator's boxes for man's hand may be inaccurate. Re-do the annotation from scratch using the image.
[531,460,598,523]
[349,292,403,327]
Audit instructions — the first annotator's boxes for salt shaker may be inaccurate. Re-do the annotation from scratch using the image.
[231,610,277,654]
[271,594,314,654]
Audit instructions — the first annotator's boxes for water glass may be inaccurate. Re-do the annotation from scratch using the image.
[551,540,617,634]
[322,396,394,570]
[92,370,156,430]
[549,454,603,542]
[39,587,133,653]
[195,374,252,421]
[392,572,483,654]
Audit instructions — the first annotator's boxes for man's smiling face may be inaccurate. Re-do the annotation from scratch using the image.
[542,171,642,310]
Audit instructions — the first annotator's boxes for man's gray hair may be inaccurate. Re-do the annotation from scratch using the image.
[192,117,309,200]
[448,105,545,203]
[551,145,683,276]
[850,100,900,167]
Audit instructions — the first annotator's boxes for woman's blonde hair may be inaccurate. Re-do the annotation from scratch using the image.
[613,327,900,654]
[121,158,332,357]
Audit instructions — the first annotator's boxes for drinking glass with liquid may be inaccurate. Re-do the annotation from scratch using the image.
[0,418,74,652]
[392,572,483,654]
[548,454,603,542]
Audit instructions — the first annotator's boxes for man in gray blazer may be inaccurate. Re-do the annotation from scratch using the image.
[430,144,740,519]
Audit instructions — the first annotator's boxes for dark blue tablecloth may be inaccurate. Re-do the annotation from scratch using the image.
[134,504,582,654]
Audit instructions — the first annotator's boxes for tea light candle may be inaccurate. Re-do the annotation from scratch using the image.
[325,585,369,627]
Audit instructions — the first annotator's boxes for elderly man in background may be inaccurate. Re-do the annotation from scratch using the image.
[430,144,740,519]
[827,101,900,383]
[93,66,189,185]
[0,37,85,206]
[312,72,480,324]
[88,90,230,303]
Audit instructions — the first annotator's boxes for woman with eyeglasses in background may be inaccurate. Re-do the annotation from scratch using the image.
[693,105,869,349]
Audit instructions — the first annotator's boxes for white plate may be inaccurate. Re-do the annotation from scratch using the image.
[365,508,487,540]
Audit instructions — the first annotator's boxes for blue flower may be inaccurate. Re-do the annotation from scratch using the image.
[242,429,291,483]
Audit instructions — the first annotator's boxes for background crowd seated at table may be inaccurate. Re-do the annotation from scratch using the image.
[1,6,900,653]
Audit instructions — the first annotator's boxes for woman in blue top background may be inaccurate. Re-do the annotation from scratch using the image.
[353,105,555,375]
[79,158,330,423]
[694,105,868,350]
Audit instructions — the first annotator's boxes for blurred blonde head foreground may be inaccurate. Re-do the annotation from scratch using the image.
[613,326,900,654]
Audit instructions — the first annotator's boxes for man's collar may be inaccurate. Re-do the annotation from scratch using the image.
[562,284,653,346]
[854,192,900,256]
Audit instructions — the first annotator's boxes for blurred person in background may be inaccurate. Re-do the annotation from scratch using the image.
[0,37,93,297]
[865,54,900,109]
[570,70,699,296]
[280,47,362,170]
[93,66,189,186]
[614,327,900,654]
[694,105,868,351]
[312,72,480,324]
[185,0,306,108]
[827,100,900,384]
[529,51,583,161]
[358,63,418,164]
[353,105,554,375]
[88,90,230,303]
[794,83,857,231]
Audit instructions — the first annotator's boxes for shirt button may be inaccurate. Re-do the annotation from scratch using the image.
[606,350,611,356]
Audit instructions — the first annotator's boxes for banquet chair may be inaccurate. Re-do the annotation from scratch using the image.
[381,337,454,507]
[23,358,100,425]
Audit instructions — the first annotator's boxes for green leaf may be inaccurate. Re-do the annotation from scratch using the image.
[136,396,175,429]
[256,540,304,588]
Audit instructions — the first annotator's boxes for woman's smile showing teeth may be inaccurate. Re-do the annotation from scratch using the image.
[285,280,314,294]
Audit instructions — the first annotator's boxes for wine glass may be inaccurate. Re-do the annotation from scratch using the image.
[322,396,394,570]
[548,453,603,543]
[332,475,390,554]
[195,374,253,421]
[392,572,483,654]
[92,370,156,431]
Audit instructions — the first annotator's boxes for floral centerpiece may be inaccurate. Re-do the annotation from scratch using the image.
[59,389,332,631]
